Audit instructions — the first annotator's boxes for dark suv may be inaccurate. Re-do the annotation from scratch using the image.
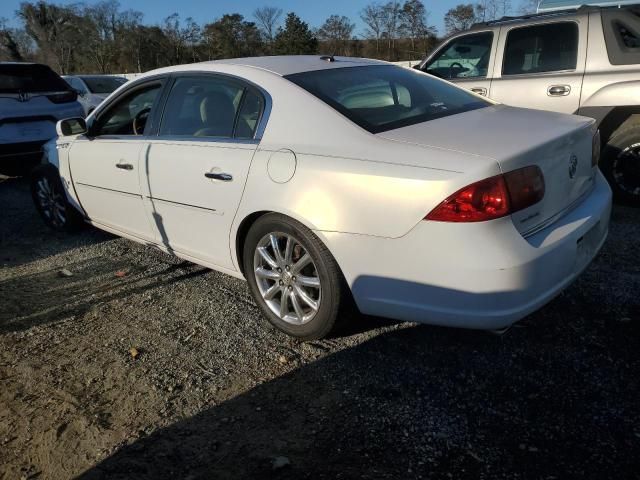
[0,62,84,176]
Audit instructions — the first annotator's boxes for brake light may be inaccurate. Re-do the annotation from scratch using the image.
[426,166,545,223]
[46,91,77,104]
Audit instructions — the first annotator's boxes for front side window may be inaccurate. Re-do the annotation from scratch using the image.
[286,65,489,134]
[92,83,162,136]
[159,76,263,139]
[502,22,578,76]
[424,32,494,80]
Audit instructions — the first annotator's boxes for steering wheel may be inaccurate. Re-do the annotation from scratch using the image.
[132,107,151,135]
[448,62,465,79]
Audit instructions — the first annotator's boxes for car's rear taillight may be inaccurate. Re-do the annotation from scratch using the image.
[47,91,77,104]
[592,130,601,167]
[425,166,545,223]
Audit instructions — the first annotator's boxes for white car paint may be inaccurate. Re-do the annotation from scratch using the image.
[51,56,612,330]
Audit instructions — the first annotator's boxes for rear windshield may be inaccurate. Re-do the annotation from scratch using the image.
[285,65,489,134]
[82,76,127,94]
[0,64,70,94]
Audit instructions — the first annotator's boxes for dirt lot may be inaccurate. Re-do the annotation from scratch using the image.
[1,175,639,480]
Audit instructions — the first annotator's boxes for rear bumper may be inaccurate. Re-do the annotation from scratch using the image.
[322,171,612,329]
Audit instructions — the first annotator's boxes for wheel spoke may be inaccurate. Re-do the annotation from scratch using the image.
[292,253,311,273]
[263,283,280,300]
[255,267,280,281]
[270,234,284,265]
[257,246,278,269]
[284,236,293,264]
[296,274,320,288]
[279,294,288,318]
[290,291,304,323]
[294,285,318,311]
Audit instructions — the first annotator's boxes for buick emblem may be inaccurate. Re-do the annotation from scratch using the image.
[569,154,578,179]
[17,92,30,102]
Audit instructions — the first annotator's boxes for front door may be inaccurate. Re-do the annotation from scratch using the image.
[142,74,265,270]
[422,30,496,98]
[68,80,164,241]
[489,20,587,114]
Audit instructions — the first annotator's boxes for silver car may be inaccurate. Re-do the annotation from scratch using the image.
[417,3,640,205]
[62,75,128,116]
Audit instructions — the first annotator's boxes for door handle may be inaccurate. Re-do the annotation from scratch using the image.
[470,87,487,96]
[547,85,571,96]
[204,172,233,181]
[116,163,134,170]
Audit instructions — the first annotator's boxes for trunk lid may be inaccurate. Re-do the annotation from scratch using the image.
[379,105,597,235]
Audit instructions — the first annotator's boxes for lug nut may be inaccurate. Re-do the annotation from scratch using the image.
[277,267,282,273]
[279,280,283,286]
[285,265,290,271]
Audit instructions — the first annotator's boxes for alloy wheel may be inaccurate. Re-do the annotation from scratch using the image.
[35,176,66,228]
[253,232,322,325]
[613,142,640,197]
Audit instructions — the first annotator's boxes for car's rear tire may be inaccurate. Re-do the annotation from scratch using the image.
[243,213,347,340]
[30,165,85,232]
[601,125,640,207]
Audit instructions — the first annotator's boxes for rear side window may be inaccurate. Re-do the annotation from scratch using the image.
[602,7,640,65]
[0,64,71,93]
[502,22,578,75]
[159,76,263,139]
[82,76,127,94]
[286,65,489,134]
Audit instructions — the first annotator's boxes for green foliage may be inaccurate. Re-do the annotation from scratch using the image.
[273,13,318,55]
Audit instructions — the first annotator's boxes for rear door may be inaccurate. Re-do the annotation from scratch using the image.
[68,79,165,240]
[490,19,587,114]
[422,30,497,98]
[142,74,266,270]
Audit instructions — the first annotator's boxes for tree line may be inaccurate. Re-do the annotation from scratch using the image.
[0,0,536,75]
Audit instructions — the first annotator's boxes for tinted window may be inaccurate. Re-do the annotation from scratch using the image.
[286,65,488,134]
[93,84,161,136]
[159,76,263,139]
[503,22,578,75]
[602,7,640,65]
[236,89,264,139]
[425,32,494,79]
[82,76,127,94]
[0,64,70,93]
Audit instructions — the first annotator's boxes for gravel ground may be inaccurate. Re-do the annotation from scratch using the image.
[1,175,639,480]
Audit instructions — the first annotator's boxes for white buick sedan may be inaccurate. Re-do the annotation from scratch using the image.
[32,56,612,340]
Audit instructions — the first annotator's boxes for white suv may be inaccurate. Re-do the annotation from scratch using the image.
[0,62,84,176]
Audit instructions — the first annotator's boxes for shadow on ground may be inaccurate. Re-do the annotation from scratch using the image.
[78,306,640,480]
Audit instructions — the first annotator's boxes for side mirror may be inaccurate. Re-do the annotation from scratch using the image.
[56,117,87,137]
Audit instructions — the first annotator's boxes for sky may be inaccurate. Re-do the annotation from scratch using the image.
[1,0,467,36]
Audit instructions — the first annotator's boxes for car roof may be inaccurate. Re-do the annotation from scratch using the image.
[469,3,618,29]
[207,55,390,76]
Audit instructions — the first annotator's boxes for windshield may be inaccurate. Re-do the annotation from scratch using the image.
[81,76,127,94]
[286,65,489,134]
[0,63,70,94]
